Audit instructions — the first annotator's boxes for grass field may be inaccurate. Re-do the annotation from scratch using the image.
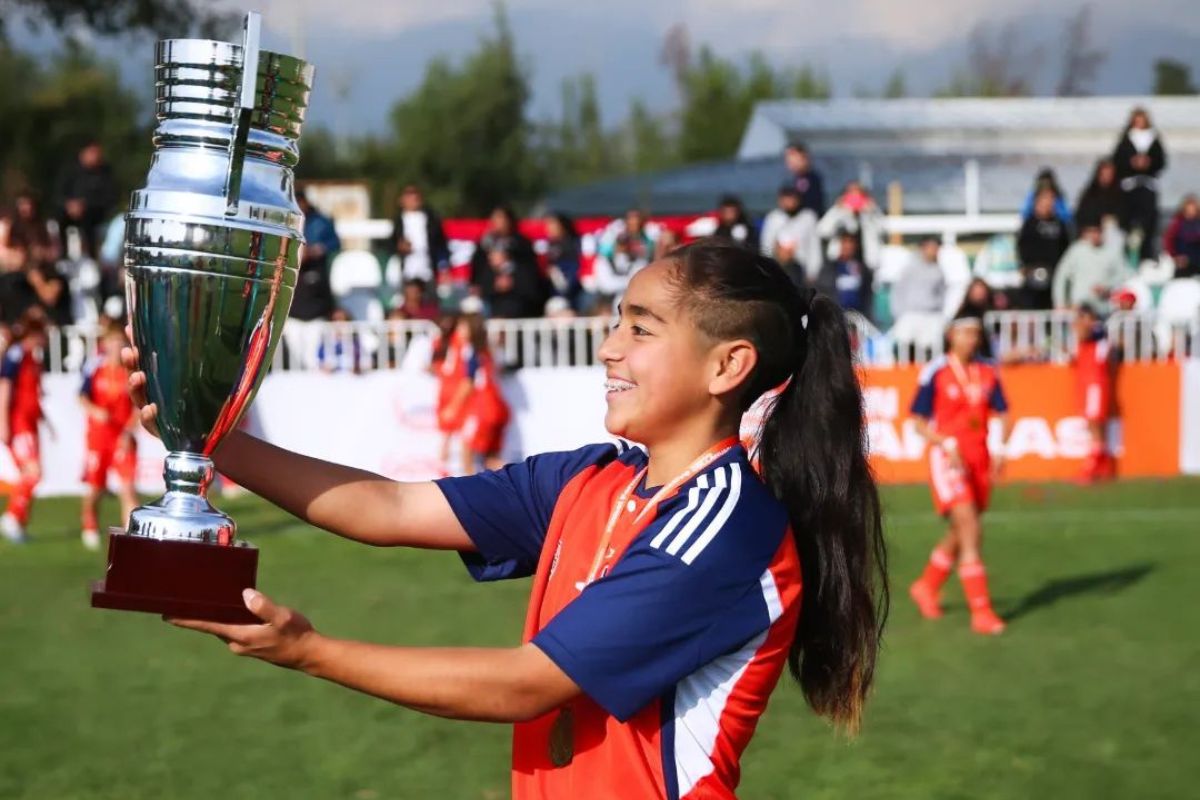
[1,479,1197,799]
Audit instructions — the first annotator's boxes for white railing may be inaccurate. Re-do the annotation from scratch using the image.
[42,311,1199,375]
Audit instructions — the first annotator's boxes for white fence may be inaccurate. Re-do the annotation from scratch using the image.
[42,310,1199,376]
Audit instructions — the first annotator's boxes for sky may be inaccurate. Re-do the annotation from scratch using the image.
[11,0,1200,135]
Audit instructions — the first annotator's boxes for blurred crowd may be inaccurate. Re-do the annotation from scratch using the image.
[1,106,1199,365]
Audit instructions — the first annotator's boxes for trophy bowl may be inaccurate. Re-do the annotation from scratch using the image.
[91,13,314,623]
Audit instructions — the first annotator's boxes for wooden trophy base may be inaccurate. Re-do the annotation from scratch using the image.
[91,529,260,624]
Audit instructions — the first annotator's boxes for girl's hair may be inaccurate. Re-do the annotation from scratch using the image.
[665,238,887,732]
[463,313,489,355]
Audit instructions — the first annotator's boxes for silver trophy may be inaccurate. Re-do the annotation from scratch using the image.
[92,13,314,623]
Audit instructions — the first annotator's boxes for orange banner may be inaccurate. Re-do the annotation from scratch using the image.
[863,362,1180,484]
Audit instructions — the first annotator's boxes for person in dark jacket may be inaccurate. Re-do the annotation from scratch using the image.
[290,192,340,322]
[469,206,545,319]
[543,212,589,312]
[1016,189,1071,310]
[783,142,826,215]
[816,230,874,320]
[389,184,450,284]
[54,141,117,260]
[1020,167,1072,224]
[1076,159,1125,228]
[1164,194,1200,279]
[712,194,760,252]
[1113,107,1167,262]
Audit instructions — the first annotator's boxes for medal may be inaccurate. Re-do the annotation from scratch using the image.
[548,706,575,767]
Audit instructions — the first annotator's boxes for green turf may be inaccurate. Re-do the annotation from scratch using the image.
[1,480,1197,799]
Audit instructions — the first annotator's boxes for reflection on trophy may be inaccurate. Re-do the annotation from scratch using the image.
[91,13,314,623]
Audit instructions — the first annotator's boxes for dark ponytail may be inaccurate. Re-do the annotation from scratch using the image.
[667,239,887,733]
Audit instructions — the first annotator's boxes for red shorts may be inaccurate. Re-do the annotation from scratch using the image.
[1081,381,1112,423]
[436,381,468,434]
[83,435,137,490]
[462,412,507,456]
[929,446,991,515]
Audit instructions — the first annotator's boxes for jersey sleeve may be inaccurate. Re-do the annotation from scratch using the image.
[910,362,939,417]
[532,463,789,721]
[988,375,1009,413]
[79,359,97,398]
[436,443,617,582]
[0,348,21,381]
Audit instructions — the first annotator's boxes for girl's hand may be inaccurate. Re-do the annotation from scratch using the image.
[121,330,160,439]
[167,589,319,672]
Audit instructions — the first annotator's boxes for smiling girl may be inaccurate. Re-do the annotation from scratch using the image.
[126,239,887,798]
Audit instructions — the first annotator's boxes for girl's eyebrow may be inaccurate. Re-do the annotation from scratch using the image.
[627,303,667,324]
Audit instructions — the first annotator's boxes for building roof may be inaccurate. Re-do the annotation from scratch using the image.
[543,97,1200,218]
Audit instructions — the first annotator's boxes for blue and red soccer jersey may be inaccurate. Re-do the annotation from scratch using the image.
[437,442,801,800]
[80,357,136,489]
[461,349,509,455]
[1,344,43,436]
[910,355,1009,515]
[1075,334,1112,422]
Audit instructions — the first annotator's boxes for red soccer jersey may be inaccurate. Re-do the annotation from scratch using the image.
[434,330,469,433]
[1,344,43,432]
[1075,336,1112,421]
[910,355,1008,459]
[81,358,134,444]
[438,443,802,799]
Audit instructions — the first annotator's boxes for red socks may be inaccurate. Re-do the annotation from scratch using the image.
[960,559,1005,634]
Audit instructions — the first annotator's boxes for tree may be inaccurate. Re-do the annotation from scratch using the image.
[936,21,1040,97]
[883,68,908,99]
[545,74,620,187]
[1153,59,1197,95]
[623,99,678,175]
[1,0,234,38]
[1056,5,1106,96]
[383,3,542,216]
[0,40,148,203]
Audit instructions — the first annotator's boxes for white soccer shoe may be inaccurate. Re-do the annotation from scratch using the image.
[1,512,28,544]
[81,529,101,551]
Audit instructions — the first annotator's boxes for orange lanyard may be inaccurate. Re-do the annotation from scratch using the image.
[583,436,740,584]
[947,355,983,406]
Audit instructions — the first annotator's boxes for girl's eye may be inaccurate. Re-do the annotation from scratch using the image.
[631,325,650,337]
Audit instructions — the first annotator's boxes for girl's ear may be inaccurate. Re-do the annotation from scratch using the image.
[709,339,758,398]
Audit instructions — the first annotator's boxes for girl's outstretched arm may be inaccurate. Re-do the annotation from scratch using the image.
[170,590,579,723]
[123,343,472,551]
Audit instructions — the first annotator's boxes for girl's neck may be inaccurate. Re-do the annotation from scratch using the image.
[644,421,739,489]
[949,350,973,365]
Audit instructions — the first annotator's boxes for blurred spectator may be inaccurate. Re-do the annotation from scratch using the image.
[0,193,70,326]
[712,194,759,252]
[1016,188,1071,309]
[54,141,116,260]
[1163,194,1200,279]
[653,227,680,260]
[817,181,884,272]
[891,236,946,319]
[292,193,340,323]
[389,184,449,284]
[783,142,825,215]
[971,233,1021,295]
[594,208,656,307]
[760,185,821,286]
[317,307,362,373]
[543,212,590,312]
[1076,158,1127,258]
[394,278,440,322]
[957,278,998,318]
[1053,218,1127,313]
[816,230,874,320]
[470,205,545,319]
[1020,167,1072,224]
[98,209,126,303]
[1113,107,1167,262]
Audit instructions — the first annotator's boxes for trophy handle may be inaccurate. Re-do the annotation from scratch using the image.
[224,11,262,216]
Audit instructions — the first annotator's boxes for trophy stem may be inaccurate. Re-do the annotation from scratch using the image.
[126,452,238,544]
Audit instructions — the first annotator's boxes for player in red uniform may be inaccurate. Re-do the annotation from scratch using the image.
[431,311,468,475]
[126,240,887,798]
[79,324,139,550]
[908,313,1012,635]
[1072,305,1116,483]
[452,309,510,475]
[0,309,48,544]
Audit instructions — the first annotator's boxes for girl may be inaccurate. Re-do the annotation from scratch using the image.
[1071,305,1116,484]
[79,324,139,550]
[908,313,1012,635]
[1113,107,1167,262]
[0,309,48,543]
[126,239,887,798]
[430,311,467,474]
[446,308,510,475]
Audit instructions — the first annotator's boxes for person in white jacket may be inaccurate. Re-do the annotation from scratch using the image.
[760,186,822,285]
[1052,219,1128,313]
[817,181,885,272]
